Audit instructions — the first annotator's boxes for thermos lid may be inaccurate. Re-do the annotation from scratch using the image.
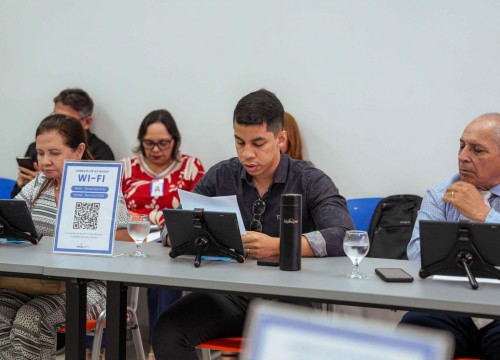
[280,193,302,206]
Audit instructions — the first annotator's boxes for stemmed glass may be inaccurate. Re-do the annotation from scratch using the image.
[343,230,370,279]
[127,214,150,257]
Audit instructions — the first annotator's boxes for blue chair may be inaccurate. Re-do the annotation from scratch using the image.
[347,197,383,232]
[0,178,16,199]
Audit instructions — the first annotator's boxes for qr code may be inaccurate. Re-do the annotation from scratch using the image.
[73,202,100,230]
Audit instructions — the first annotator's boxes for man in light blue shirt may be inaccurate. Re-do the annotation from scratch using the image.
[403,113,500,359]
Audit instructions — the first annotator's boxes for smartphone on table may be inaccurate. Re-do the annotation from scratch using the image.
[16,157,36,171]
[375,268,414,282]
[257,260,279,267]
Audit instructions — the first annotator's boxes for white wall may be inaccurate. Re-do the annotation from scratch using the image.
[1,0,500,198]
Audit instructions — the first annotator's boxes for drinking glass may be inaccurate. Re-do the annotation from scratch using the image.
[127,214,150,257]
[343,230,370,279]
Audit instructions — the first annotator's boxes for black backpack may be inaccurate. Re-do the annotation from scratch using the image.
[367,194,423,260]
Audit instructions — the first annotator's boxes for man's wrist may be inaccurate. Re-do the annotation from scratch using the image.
[478,206,492,222]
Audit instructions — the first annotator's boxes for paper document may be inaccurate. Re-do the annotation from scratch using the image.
[178,190,246,235]
[432,275,500,284]
[146,231,161,243]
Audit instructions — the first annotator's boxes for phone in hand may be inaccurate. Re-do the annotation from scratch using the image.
[375,268,414,282]
[16,157,35,171]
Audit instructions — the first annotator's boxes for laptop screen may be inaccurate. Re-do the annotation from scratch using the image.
[242,301,453,360]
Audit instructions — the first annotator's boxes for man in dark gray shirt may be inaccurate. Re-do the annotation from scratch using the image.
[153,89,354,360]
[195,153,351,257]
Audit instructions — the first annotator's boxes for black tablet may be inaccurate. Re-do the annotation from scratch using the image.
[419,220,500,279]
[0,200,40,244]
[163,208,245,266]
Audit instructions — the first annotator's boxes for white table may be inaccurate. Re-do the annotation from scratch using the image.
[0,239,92,360]
[40,241,500,359]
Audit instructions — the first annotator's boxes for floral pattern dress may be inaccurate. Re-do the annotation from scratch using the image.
[121,153,205,226]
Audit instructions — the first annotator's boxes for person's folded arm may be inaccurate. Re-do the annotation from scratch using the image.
[407,187,447,261]
[303,172,354,257]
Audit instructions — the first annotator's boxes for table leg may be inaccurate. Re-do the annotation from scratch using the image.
[106,281,127,360]
[65,278,87,360]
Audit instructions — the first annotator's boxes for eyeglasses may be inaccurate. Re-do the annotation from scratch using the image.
[250,199,266,232]
[142,138,174,150]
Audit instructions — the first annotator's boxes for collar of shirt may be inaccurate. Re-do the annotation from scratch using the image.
[488,183,500,198]
[136,153,181,178]
[239,152,290,188]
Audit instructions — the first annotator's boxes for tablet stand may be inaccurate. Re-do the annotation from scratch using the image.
[0,214,40,245]
[419,226,500,290]
[169,208,246,268]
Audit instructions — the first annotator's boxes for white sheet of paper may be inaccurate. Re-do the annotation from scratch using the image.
[431,275,500,284]
[146,231,161,243]
[178,190,246,235]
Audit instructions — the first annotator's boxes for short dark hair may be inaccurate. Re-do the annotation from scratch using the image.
[135,109,181,161]
[53,88,94,118]
[36,114,93,160]
[233,89,284,135]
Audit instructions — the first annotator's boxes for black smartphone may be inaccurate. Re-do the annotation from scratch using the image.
[375,268,414,282]
[257,260,279,267]
[16,157,35,171]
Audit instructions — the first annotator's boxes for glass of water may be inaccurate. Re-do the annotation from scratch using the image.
[127,214,150,257]
[343,230,370,279]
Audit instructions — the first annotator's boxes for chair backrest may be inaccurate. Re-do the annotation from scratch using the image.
[0,178,16,199]
[347,197,383,232]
